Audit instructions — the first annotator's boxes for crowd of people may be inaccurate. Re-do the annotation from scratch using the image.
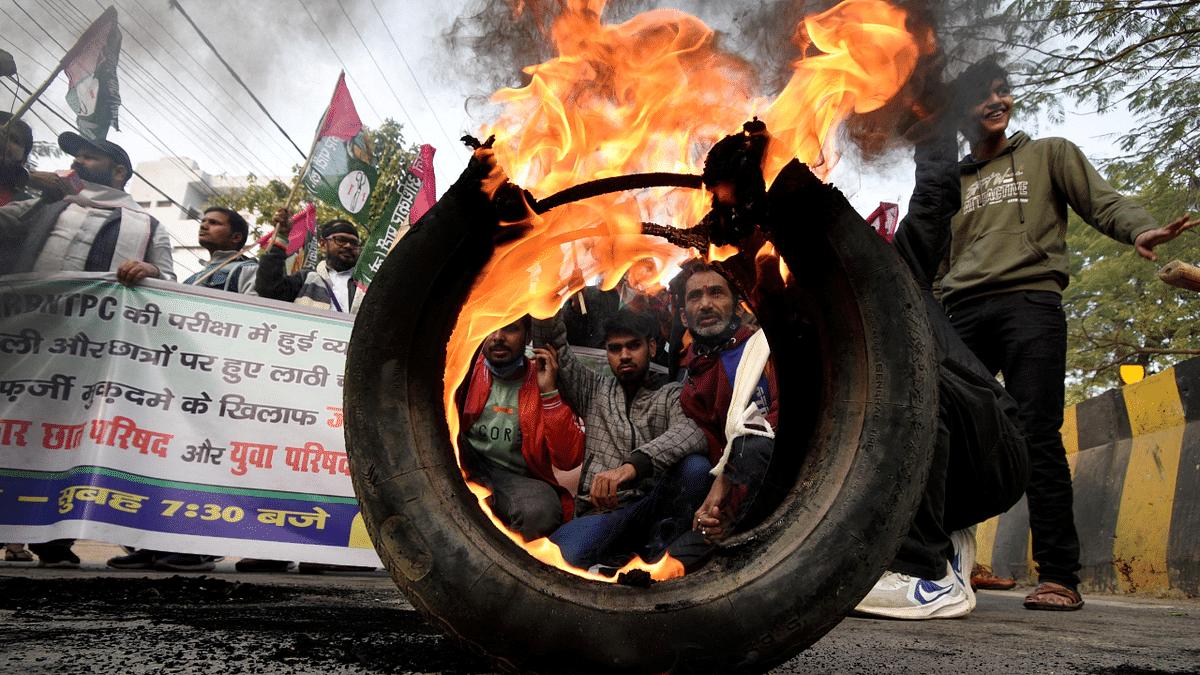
[2,53,1196,619]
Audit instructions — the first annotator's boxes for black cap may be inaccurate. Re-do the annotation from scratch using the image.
[58,131,132,172]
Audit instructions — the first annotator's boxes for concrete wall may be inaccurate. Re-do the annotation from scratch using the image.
[977,356,1200,596]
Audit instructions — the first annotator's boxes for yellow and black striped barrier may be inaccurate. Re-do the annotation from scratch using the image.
[977,356,1200,595]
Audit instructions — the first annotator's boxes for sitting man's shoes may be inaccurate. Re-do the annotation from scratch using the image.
[108,549,165,569]
[971,563,1017,591]
[853,567,971,620]
[235,558,291,573]
[1024,581,1084,611]
[154,553,216,572]
[36,549,81,568]
[948,529,977,612]
[297,562,375,574]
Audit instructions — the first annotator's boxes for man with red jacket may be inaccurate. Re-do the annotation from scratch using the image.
[677,262,778,542]
[458,316,585,540]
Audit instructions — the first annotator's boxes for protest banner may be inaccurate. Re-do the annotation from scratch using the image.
[0,273,379,566]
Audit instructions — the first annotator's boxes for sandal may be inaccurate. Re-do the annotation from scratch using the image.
[5,548,34,562]
[1024,581,1084,611]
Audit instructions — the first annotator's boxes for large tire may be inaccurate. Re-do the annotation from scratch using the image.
[345,163,938,675]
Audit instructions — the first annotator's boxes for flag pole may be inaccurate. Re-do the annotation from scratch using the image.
[282,70,343,213]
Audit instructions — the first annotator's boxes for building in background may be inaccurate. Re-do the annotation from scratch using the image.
[128,157,283,277]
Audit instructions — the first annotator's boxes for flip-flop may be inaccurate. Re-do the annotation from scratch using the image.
[4,548,34,562]
[1024,581,1084,611]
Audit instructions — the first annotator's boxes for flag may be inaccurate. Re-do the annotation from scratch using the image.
[352,144,436,292]
[63,6,122,141]
[256,202,316,255]
[866,202,900,243]
[289,228,322,274]
[300,73,379,228]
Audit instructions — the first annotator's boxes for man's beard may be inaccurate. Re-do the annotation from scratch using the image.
[72,162,114,187]
[614,365,646,388]
[326,253,357,272]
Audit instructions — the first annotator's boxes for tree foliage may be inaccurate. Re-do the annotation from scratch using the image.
[209,119,418,246]
[1062,167,1200,405]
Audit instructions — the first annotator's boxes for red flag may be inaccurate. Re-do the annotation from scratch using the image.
[409,144,437,224]
[866,202,900,242]
[64,6,122,141]
[257,202,316,255]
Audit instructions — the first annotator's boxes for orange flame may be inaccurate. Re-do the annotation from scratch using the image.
[443,0,926,581]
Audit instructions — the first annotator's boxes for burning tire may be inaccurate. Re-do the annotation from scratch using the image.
[344,162,937,675]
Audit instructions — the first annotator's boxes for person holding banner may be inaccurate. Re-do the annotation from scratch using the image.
[183,206,259,294]
[456,317,586,540]
[256,208,362,314]
[0,132,175,285]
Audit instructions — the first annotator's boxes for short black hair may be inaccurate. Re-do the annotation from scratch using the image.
[602,308,655,343]
[0,112,34,160]
[951,56,1010,118]
[203,206,249,247]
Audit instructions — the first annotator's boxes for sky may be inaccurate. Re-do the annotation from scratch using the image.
[1,0,1143,220]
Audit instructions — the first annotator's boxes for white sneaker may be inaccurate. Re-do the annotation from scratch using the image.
[853,567,971,619]
[949,528,977,612]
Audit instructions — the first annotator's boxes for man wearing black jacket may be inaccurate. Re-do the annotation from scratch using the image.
[256,207,361,314]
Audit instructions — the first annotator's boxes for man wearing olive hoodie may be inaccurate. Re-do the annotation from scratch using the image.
[942,58,1196,611]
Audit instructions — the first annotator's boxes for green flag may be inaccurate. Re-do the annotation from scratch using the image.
[300,73,379,228]
[63,6,122,141]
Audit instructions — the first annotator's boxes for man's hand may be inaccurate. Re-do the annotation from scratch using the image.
[116,259,160,286]
[26,171,72,203]
[589,463,636,511]
[1135,214,1198,262]
[693,473,734,541]
[532,344,559,394]
[272,207,293,241]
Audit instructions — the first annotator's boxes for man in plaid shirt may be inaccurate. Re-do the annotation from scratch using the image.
[534,307,709,573]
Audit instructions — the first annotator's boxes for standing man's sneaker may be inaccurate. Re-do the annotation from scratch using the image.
[853,566,971,619]
[949,528,977,611]
[970,563,1017,590]
[107,549,165,569]
[154,554,216,572]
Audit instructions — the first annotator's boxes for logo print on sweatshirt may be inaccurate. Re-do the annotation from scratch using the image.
[962,164,1028,214]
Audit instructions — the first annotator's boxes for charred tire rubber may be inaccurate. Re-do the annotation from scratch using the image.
[344,173,938,675]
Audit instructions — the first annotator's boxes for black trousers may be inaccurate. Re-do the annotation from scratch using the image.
[947,290,1082,588]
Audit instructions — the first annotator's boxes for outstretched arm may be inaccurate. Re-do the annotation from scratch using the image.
[1135,214,1198,262]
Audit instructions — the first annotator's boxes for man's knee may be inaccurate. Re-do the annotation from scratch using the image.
[510,498,563,540]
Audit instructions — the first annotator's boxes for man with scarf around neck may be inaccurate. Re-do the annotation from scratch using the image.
[455,316,585,540]
[256,207,363,314]
[0,132,175,286]
[533,308,709,574]
[182,207,258,294]
[675,262,778,548]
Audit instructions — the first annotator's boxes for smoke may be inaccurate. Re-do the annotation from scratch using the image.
[438,0,1007,167]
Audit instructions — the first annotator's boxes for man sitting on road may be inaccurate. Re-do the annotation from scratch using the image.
[671,263,778,549]
[533,308,709,573]
[456,317,585,540]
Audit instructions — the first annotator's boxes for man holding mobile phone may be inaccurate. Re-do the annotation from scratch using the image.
[455,316,586,540]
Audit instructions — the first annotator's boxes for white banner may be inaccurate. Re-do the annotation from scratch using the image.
[0,273,380,566]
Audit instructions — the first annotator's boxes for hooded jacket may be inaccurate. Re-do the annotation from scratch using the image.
[940,131,1158,309]
[533,313,707,517]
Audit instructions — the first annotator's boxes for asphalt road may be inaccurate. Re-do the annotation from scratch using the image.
[3,542,1198,675]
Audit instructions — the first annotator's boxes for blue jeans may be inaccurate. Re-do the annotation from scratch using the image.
[551,454,713,570]
[949,290,1081,588]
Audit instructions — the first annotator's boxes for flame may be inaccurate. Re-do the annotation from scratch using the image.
[442,0,927,582]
